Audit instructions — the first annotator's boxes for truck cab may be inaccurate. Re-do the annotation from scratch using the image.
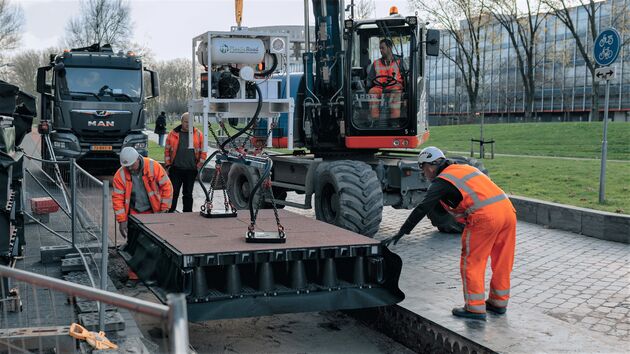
[37,44,159,173]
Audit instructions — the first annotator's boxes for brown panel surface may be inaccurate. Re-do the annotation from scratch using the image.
[132,210,380,255]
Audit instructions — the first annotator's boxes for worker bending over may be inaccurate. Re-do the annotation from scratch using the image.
[164,112,207,212]
[385,147,516,321]
[112,147,173,238]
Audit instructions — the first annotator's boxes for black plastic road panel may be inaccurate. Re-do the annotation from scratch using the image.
[121,210,404,321]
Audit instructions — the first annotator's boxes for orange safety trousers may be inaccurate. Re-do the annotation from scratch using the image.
[460,199,516,313]
[368,87,402,119]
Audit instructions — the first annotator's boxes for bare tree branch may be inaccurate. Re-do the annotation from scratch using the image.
[411,0,490,117]
[64,0,133,49]
[354,0,375,19]
[0,0,24,53]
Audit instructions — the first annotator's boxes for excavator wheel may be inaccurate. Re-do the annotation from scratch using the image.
[226,164,286,210]
[226,164,261,210]
[314,160,383,237]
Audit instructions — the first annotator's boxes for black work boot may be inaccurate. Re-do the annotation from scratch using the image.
[452,307,486,321]
[485,301,507,314]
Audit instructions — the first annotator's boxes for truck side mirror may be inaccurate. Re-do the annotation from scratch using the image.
[36,67,49,94]
[426,29,440,57]
[145,69,160,99]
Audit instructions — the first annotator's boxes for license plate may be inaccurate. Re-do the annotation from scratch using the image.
[90,145,112,151]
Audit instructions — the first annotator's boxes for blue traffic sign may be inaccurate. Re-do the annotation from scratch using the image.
[594,28,621,66]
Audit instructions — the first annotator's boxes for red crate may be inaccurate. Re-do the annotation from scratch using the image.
[30,197,59,214]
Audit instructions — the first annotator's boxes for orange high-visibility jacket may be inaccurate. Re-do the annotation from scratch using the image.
[112,157,173,223]
[373,58,403,91]
[164,126,207,169]
[437,164,510,223]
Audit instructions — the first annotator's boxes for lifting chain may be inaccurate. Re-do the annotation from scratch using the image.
[247,174,285,239]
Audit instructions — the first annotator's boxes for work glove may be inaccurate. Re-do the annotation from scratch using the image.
[119,221,128,239]
[382,231,405,247]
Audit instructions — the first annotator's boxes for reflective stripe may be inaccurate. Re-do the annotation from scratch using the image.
[147,191,157,197]
[465,293,485,301]
[466,304,486,313]
[114,209,125,216]
[165,144,172,148]
[162,198,172,204]
[491,288,510,297]
[119,169,127,182]
[158,176,169,185]
[440,171,507,215]
[462,229,471,301]
[466,193,508,215]
[487,298,509,307]
[113,188,125,195]
[149,159,154,177]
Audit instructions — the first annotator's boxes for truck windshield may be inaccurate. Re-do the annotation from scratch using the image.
[58,67,142,102]
[350,26,412,130]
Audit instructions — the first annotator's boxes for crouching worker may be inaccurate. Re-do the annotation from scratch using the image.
[112,147,173,239]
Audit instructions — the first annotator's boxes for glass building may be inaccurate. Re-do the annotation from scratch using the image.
[426,0,630,124]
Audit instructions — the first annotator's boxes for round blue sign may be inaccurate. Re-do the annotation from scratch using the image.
[594,28,621,66]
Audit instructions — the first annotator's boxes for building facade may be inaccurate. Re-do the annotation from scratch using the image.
[426,0,630,124]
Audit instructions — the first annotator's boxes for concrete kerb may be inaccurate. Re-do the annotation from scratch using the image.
[509,195,630,244]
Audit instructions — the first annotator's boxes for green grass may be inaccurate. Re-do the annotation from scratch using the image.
[427,122,630,160]
[483,156,630,214]
[148,140,164,161]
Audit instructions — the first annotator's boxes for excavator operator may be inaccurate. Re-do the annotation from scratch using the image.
[367,38,404,124]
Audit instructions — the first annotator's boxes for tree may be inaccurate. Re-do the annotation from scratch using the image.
[65,0,133,49]
[146,58,194,119]
[542,0,630,121]
[489,0,547,119]
[354,0,375,19]
[411,0,491,118]
[7,49,49,95]
[0,0,24,53]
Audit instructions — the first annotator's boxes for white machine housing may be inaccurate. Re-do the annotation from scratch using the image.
[189,28,294,150]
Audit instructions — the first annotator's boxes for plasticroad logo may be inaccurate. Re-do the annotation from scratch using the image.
[220,44,230,54]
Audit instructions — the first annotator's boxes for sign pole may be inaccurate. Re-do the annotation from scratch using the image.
[593,27,620,204]
[598,78,610,203]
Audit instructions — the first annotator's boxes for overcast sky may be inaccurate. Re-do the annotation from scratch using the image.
[19,0,413,61]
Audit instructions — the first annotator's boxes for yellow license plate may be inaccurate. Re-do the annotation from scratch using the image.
[90,145,112,151]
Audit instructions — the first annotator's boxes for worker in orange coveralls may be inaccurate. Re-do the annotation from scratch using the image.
[384,146,516,321]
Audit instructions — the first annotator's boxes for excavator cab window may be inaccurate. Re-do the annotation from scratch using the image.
[348,23,415,131]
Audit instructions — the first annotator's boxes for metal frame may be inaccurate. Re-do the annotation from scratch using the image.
[189,29,295,150]
[0,265,189,353]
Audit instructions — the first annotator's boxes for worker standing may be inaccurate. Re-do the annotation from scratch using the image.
[112,147,173,238]
[154,111,167,147]
[384,147,516,321]
[367,38,404,123]
[164,112,207,212]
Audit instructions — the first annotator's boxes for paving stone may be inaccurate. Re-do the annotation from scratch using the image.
[591,324,613,332]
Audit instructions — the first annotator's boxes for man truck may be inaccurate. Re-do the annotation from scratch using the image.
[36,43,159,174]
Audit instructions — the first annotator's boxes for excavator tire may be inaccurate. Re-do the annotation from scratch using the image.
[226,164,286,210]
[226,164,261,210]
[314,160,383,237]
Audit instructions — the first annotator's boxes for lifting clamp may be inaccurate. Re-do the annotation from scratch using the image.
[69,323,118,350]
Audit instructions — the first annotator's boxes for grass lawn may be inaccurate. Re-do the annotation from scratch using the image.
[427,122,630,160]
[482,156,630,214]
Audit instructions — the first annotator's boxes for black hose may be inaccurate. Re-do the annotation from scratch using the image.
[247,157,272,222]
[196,82,264,203]
[255,53,278,77]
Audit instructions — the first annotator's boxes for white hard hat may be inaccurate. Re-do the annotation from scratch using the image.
[418,146,445,165]
[120,147,139,167]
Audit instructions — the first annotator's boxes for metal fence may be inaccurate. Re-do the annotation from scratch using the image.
[0,265,189,353]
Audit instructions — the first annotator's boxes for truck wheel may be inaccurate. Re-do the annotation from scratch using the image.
[226,164,261,210]
[427,203,464,234]
[314,160,383,237]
